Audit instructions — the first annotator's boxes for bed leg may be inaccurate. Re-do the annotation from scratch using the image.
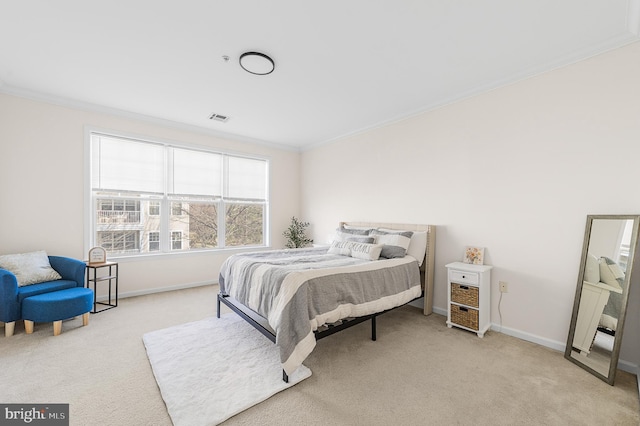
[371,316,377,341]
[283,370,289,383]
[216,294,221,318]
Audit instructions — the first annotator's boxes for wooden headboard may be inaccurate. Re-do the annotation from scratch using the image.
[340,222,436,316]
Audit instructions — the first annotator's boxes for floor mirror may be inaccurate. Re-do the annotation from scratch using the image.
[565,215,640,384]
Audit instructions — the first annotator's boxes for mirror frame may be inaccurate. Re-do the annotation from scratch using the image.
[564,214,640,384]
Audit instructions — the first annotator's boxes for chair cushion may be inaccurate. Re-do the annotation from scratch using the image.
[17,280,78,303]
[21,287,93,322]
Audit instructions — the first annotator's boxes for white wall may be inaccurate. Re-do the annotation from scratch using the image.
[2,42,638,372]
[301,42,640,367]
[0,93,300,298]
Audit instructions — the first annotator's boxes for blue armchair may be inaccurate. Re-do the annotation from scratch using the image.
[0,256,86,337]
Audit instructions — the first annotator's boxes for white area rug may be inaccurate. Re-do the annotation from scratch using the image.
[143,314,312,426]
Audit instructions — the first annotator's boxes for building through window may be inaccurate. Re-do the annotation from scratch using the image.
[171,231,183,250]
[148,232,160,251]
[89,132,269,256]
[149,201,160,216]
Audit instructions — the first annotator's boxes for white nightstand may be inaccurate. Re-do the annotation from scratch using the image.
[446,262,493,337]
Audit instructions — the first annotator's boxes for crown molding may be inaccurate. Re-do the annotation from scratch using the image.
[3,24,638,155]
[303,32,640,153]
[0,84,301,153]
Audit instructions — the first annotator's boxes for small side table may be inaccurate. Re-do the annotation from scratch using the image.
[445,262,492,337]
[86,261,118,313]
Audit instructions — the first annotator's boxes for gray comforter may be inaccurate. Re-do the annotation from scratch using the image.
[218,247,422,375]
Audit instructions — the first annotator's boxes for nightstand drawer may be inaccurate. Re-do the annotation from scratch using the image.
[450,270,478,285]
[451,283,479,308]
[450,304,479,330]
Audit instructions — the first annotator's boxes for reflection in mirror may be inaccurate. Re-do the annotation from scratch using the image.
[565,215,640,385]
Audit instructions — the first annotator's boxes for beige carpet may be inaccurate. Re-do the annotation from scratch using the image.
[1,285,638,425]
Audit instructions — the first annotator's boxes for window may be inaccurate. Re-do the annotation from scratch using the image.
[98,231,140,253]
[148,232,160,251]
[88,132,269,257]
[171,231,183,250]
[149,202,160,216]
[171,202,183,216]
[97,199,140,224]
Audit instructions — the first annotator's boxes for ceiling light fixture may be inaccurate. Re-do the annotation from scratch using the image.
[239,52,275,75]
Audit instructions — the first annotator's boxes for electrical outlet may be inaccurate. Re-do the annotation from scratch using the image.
[499,281,508,293]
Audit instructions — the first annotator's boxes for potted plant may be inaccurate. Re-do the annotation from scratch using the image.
[283,216,314,248]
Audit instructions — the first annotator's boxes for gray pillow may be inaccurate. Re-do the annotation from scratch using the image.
[337,225,372,236]
[371,230,413,259]
[347,236,375,244]
[379,245,409,259]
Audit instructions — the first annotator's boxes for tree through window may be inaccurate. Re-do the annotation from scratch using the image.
[89,132,268,256]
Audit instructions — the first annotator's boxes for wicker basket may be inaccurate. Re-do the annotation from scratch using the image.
[451,284,479,308]
[450,304,479,330]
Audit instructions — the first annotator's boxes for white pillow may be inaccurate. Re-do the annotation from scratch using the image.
[341,224,374,231]
[0,250,62,286]
[584,253,600,283]
[349,242,383,261]
[371,230,412,259]
[407,231,428,266]
[599,314,617,331]
[327,241,382,261]
[377,228,428,266]
[328,241,352,256]
[599,257,624,290]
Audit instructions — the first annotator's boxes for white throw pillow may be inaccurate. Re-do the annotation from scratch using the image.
[328,241,352,256]
[0,250,62,286]
[407,231,428,266]
[327,241,382,261]
[348,242,383,261]
[584,253,600,283]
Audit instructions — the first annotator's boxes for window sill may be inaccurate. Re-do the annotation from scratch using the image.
[104,245,272,263]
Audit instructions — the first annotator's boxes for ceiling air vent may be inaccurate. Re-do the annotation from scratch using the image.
[209,113,229,123]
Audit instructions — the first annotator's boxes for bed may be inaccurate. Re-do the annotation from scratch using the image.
[217,222,436,381]
[597,257,626,335]
[572,255,625,354]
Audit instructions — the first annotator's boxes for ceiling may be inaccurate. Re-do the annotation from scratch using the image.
[1,1,638,151]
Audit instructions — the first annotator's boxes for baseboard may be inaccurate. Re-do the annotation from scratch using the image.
[617,358,640,375]
[432,306,447,317]
[490,323,566,352]
[432,304,639,377]
[94,280,216,302]
[489,322,639,375]
[430,307,566,350]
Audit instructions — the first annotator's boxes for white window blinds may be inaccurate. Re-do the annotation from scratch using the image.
[91,133,268,202]
[91,135,164,194]
[171,148,222,197]
[227,156,267,200]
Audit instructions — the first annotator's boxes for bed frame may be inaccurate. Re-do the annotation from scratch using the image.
[217,222,436,382]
